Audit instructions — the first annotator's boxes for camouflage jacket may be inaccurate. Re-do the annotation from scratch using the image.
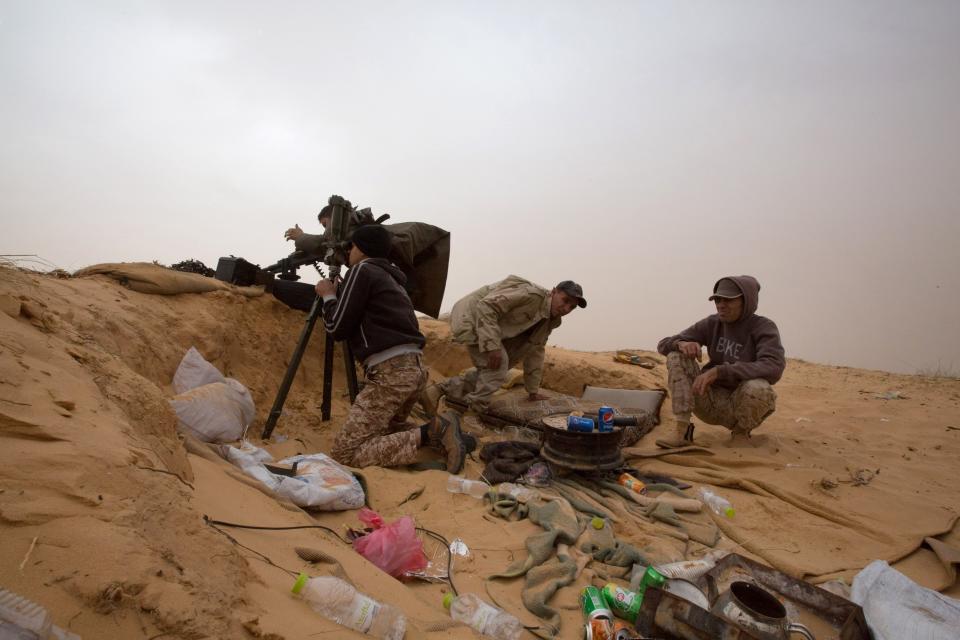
[450,275,560,394]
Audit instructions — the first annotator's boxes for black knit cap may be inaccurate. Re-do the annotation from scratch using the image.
[350,224,392,259]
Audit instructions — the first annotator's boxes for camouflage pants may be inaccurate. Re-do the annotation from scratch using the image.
[440,335,533,413]
[666,352,777,435]
[330,352,428,468]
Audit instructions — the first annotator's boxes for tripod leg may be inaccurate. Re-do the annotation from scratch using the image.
[321,331,336,421]
[262,296,322,439]
[342,342,359,402]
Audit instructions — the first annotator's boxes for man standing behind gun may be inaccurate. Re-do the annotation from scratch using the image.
[315,224,467,472]
[421,276,586,417]
[655,275,785,447]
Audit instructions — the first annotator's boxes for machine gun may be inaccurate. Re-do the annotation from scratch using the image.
[261,195,361,439]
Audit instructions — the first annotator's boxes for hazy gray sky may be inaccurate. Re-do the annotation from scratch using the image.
[2,1,959,375]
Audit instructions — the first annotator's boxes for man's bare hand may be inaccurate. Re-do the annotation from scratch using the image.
[692,368,718,396]
[284,224,304,241]
[315,279,336,297]
[527,392,548,402]
[484,350,503,370]
[677,341,703,361]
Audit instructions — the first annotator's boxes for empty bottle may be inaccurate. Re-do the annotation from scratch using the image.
[697,487,735,518]
[446,476,489,499]
[442,593,523,640]
[291,574,405,640]
[0,587,80,640]
[497,483,538,502]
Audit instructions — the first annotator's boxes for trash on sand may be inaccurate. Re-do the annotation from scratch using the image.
[221,443,364,510]
[443,592,523,640]
[291,573,405,640]
[852,560,960,640]
[519,461,552,486]
[0,586,81,639]
[351,508,428,578]
[795,417,813,423]
[697,487,735,518]
[449,537,470,557]
[446,476,489,499]
[873,391,908,400]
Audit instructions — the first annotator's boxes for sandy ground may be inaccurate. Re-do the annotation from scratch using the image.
[1,265,958,639]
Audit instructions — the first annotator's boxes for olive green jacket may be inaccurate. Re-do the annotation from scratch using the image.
[450,275,561,394]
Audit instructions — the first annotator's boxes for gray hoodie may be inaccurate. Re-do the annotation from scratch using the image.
[657,275,785,387]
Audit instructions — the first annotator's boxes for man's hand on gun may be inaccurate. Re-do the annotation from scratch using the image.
[315,278,337,297]
[284,224,305,242]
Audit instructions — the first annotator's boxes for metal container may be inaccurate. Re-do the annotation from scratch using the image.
[568,415,596,432]
[542,415,623,471]
[598,405,615,432]
[580,586,614,621]
[711,581,815,640]
[602,583,642,624]
[584,617,615,640]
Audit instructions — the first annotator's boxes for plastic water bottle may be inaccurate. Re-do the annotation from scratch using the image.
[291,574,405,640]
[446,476,489,499]
[697,487,735,518]
[442,593,523,640]
[0,587,81,639]
[497,483,538,502]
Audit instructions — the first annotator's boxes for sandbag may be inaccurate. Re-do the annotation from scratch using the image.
[222,444,365,511]
[851,560,960,640]
[75,262,263,297]
[173,346,226,394]
[170,379,255,443]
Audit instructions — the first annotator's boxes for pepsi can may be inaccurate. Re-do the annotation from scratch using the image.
[567,415,596,432]
[598,406,614,432]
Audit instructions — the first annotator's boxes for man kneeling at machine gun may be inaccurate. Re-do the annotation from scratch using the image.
[315,224,467,473]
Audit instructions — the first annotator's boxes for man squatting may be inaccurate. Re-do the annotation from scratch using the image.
[656,275,786,447]
[315,224,467,472]
[421,275,586,416]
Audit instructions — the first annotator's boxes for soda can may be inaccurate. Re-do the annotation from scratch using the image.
[640,566,667,591]
[601,582,642,624]
[598,406,615,432]
[579,586,613,621]
[583,617,615,640]
[613,620,634,640]
[567,415,596,432]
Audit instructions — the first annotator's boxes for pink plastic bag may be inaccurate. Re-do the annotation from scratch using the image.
[353,508,427,578]
[352,508,428,578]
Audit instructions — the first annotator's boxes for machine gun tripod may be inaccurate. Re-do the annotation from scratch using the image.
[260,196,360,440]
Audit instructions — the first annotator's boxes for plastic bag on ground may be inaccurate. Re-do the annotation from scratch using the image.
[170,379,255,443]
[221,444,365,511]
[172,346,226,394]
[352,508,428,578]
[851,560,960,640]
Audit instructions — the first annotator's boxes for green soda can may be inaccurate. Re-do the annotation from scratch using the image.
[601,583,642,624]
[640,566,666,591]
[579,586,613,621]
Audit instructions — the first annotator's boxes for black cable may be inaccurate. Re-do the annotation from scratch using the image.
[203,516,459,595]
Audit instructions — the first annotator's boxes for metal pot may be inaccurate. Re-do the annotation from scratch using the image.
[711,581,815,640]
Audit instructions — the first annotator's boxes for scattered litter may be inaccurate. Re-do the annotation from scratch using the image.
[873,391,908,400]
[351,508,428,578]
[519,461,552,486]
[842,468,878,487]
[852,560,960,640]
[221,443,364,510]
[274,434,288,443]
[880,418,890,422]
[794,417,813,423]
[291,573,405,639]
[450,538,470,557]
[0,586,81,639]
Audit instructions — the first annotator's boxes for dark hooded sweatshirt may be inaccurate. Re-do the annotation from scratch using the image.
[657,275,785,388]
[322,258,426,364]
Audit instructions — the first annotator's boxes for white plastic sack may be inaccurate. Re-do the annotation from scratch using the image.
[171,379,255,443]
[851,560,960,640]
[222,444,365,511]
[173,346,226,394]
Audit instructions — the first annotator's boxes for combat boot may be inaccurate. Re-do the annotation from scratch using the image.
[427,410,466,473]
[655,422,696,449]
[420,383,445,417]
